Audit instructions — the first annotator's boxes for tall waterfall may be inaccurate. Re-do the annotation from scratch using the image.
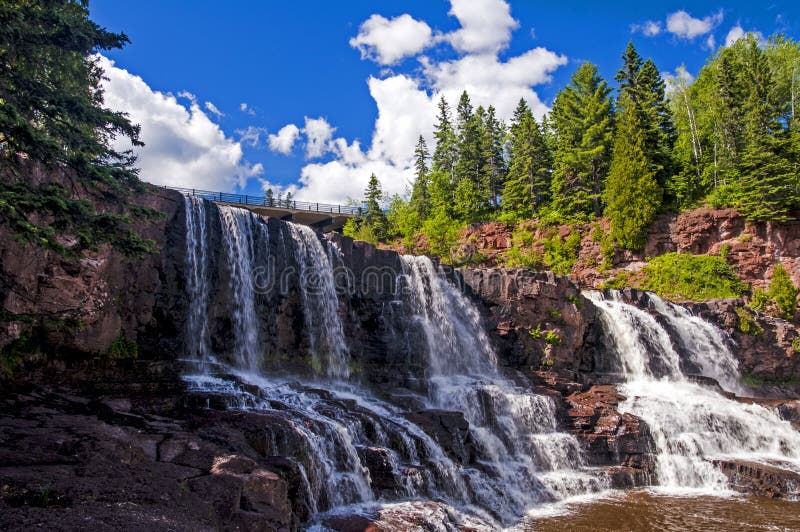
[586,290,800,492]
[179,196,603,526]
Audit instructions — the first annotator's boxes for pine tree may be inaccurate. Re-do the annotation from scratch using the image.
[410,135,431,217]
[604,94,662,250]
[550,62,615,217]
[638,59,676,194]
[503,99,551,216]
[615,41,644,98]
[363,174,388,238]
[453,92,486,219]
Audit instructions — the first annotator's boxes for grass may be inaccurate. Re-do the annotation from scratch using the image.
[638,252,747,301]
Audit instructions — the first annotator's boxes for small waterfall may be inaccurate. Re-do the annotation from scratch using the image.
[288,222,350,379]
[586,290,800,493]
[399,256,604,522]
[184,195,211,362]
[218,205,266,372]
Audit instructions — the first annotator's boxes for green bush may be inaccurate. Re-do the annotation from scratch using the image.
[542,229,582,276]
[529,325,542,339]
[638,252,747,301]
[769,263,798,320]
[792,338,800,353]
[501,245,543,269]
[735,307,763,336]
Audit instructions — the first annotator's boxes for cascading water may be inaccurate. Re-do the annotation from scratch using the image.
[288,223,350,380]
[586,290,800,493]
[178,195,607,527]
[398,256,605,520]
[184,195,211,362]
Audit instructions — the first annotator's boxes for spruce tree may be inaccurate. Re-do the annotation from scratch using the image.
[432,96,458,177]
[604,94,662,250]
[0,0,142,184]
[363,173,388,238]
[410,135,431,217]
[550,62,615,217]
[481,105,506,206]
[503,99,551,216]
[453,92,486,219]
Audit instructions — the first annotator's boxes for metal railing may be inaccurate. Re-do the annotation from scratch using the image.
[166,186,364,216]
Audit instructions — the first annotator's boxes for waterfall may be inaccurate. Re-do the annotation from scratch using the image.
[218,205,267,372]
[287,223,350,379]
[184,195,211,362]
[586,290,800,493]
[399,256,604,521]
[180,195,610,526]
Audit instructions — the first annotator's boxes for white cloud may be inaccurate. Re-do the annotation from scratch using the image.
[705,34,716,50]
[724,25,765,47]
[302,117,335,159]
[204,101,224,118]
[446,0,519,54]
[270,0,567,204]
[633,20,662,37]
[666,10,723,40]
[98,55,262,191]
[663,65,695,93]
[349,14,433,65]
[239,102,256,116]
[268,124,301,155]
[237,126,268,148]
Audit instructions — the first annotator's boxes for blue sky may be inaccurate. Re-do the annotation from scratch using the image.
[92,0,800,204]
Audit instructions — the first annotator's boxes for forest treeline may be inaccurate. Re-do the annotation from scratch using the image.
[348,36,800,253]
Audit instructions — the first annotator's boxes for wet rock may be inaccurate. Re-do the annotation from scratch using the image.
[356,447,400,496]
[404,409,476,465]
[713,459,800,499]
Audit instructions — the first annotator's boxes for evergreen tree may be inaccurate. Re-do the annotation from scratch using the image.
[363,173,388,238]
[432,96,458,177]
[265,188,275,207]
[604,94,662,250]
[481,105,506,205]
[502,99,551,215]
[410,135,431,217]
[615,41,644,98]
[0,0,142,184]
[453,92,486,219]
[550,62,615,217]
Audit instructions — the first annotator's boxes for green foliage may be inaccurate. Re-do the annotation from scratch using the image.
[792,339,800,353]
[503,99,551,216]
[604,93,663,250]
[550,62,614,217]
[500,245,543,269]
[386,195,421,247]
[529,325,542,339]
[363,173,388,239]
[342,218,379,245]
[0,182,157,257]
[749,288,771,313]
[545,331,562,345]
[769,263,799,320]
[591,225,616,270]
[567,294,581,306]
[639,252,747,301]
[107,334,138,360]
[421,209,462,263]
[547,307,564,322]
[599,271,629,290]
[0,0,142,186]
[735,306,764,336]
[542,229,582,275]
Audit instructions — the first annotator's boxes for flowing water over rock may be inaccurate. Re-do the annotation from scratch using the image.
[586,290,800,494]
[181,197,605,526]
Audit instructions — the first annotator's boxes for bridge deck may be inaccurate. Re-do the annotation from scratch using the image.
[167,186,362,231]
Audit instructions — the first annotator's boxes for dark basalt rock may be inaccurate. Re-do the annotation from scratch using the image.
[403,409,476,466]
[713,459,800,499]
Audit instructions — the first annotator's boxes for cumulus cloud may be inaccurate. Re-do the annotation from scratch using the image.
[268,124,301,155]
[98,55,262,191]
[282,0,567,204]
[724,25,765,47]
[666,10,723,40]
[302,117,336,159]
[349,14,433,65]
[446,0,519,54]
[237,126,268,148]
[663,65,695,94]
[633,20,662,37]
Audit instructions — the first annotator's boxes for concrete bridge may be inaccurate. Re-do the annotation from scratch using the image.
[170,186,362,232]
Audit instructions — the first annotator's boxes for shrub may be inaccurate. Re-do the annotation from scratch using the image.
[735,307,763,336]
[792,339,800,353]
[638,252,747,301]
[529,325,542,339]
[500,246,544,269]
[749,288,771,313]
[542,229,582,276]
[769,263,798,320]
